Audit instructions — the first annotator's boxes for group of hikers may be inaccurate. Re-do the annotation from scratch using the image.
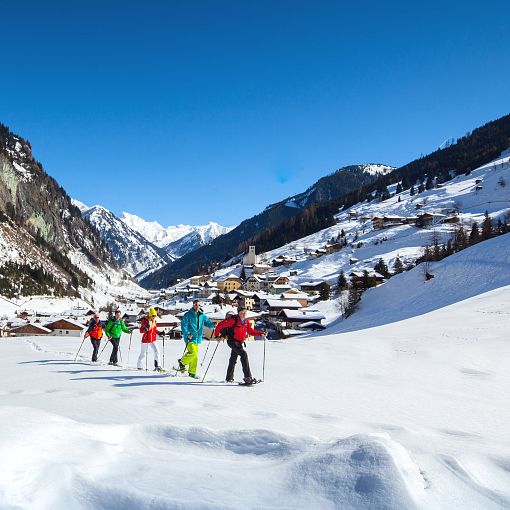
[83,300,267,385]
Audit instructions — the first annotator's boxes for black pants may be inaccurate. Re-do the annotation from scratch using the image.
[226,340,252,381]
[109,338,120,364]
[90,339,100,362]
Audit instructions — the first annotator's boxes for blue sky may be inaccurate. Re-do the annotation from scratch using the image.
[0,1,509,226]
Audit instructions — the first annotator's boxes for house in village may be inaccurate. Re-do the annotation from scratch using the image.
[299,281,326,294]
[269,283,292,295]
[9,323,52,336]
[44,318,85,337]
[244,275,263,292]
[280,291,309,307]
[262,299,303,317]
[232,290,256,310]
[278,308,326,329]
[372,216,408,230]
[324,243,342,254]
[217,275,243,293]
[349,271,385,289]
[272,256,297,267]
[157,314,180,335]
[297,321,326,331]
[415,212,446,228]
[190,275,211,286]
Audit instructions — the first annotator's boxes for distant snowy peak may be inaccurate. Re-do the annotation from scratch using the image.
[120,212,194,247]
[82,206,172,277]
[120,212,233,255]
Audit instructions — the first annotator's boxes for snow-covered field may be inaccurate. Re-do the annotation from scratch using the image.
[1,278,509,509]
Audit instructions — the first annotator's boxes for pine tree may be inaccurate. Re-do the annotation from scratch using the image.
[410,185,415,196]
[393,257,404,274]
[396,183,403,194]
[469,222,480,244]
[481,211,493,240]
[337,270,348,291]
[374,258,390,278]
[344,286,360,318]
[319,282,331,301]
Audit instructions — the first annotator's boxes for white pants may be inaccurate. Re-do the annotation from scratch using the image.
[137,342,160,368]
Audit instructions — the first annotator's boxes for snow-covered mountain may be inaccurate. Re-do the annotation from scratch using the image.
[77,204,173,277]
[120,212,233,257]
[0,122,148,306]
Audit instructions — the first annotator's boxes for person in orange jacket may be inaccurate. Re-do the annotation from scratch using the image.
[137,307,162,371]
[214,307,266,385]
[84,313,104,362]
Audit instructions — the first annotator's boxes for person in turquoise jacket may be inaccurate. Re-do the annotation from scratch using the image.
[105,310,131,366]
[174,300,215,378]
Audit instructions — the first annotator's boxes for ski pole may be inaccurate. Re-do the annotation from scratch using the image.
[145,341,148,372]
[127,331,133,366]
[73,333,86,362]
[262,335,267,382]
[98,338,111,359]
[162,334,166,369]
[200,335,212,367]
[201,340,220,383]
[118,343,123,364]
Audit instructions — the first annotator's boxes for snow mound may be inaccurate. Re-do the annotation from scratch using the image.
[0,406,425,510]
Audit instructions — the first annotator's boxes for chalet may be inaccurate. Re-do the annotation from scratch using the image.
[280,292,309,307]
[263,299,302,317]
[232,290,256,310]
[416,212,445,228]
[157,314,180,334]
[297,321,326,331]
[44,318,85,337]
[244,275,263,292]
[269,283,293,295]
[217,275,243,292]
[281,329,304,338]
[190,275,211,286]
[9,323,52,336]
[278,308,326,328]
[300,281,325,294]
[251,263,271,275]
[324,243,342,254]
[372,216,407,230]
[272,256,297,267]
[349,271,385,289]
[475,185,483,191]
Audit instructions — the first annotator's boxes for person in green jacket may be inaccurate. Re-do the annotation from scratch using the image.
[174,300,215,378]
[105,310,130,366]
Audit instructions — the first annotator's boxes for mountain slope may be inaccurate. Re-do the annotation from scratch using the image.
[140,164,393,288]
[80,205,173,276]
[0,122,146,304]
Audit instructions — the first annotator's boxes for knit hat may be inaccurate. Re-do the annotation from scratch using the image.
[148,307,157,317]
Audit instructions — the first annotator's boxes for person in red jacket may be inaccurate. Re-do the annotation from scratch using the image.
[137,307,162,371]
[214,307,266,385]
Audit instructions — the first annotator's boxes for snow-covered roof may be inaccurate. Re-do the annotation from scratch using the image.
[44,317,86,329]
[297,321,326,329]
[281,292,309,300]
[280,309,326,320]
[265,299,302,309]
[10,323,52,333]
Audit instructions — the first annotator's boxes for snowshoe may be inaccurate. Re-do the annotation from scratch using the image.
[188,373,201,380]
[239,378,262,386]
[154,367,166,373]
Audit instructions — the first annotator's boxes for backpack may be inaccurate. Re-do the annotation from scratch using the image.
[90,320,103,340]
[220,314,238,341]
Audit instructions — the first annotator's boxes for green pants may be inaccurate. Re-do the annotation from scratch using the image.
[181,342,199,375]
